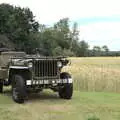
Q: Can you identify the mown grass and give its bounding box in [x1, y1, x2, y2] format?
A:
[1, 90, 120, 120]
[0, 57, 120, 120]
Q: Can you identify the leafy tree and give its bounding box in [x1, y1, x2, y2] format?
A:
[52, 46, 63, 56]
[93, 46, 101, 52]
[92, 46, 101, 56]
[63, 49, 75, 56]
[78, 40, 89, 57]
[102, 45, 109, 52]
[70, 22, 79, 50]
[0, 4, 39, 52]
[52, 18, 80, 56]
[0, 34, 14, 49]
[39, 18, 80, 56]
[0, 3, 113, 57]
[91, 45, 110, 56]
[53, 18, 71, 49]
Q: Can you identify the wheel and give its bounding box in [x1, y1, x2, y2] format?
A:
[12, 75, 26, 103]
[59, 72, 73, 99]
[0, 81, 3, 93]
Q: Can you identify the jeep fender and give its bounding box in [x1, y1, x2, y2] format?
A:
[8, 67, 32, 85]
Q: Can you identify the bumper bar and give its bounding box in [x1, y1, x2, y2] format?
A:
[26, 78, 72, 85]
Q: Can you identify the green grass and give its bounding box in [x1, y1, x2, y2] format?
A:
[1, 90, 120, 120]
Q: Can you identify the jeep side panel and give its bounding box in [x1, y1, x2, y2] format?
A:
[0, 69, 8, 79]
[0, 52, 26, 79]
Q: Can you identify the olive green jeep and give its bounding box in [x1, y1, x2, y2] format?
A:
[0, 49, 73, 103]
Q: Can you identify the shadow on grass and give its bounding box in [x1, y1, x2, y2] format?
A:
[27, 91, 66, 103]
[28, 92, 59, 100]
[2, 88, 64, 103]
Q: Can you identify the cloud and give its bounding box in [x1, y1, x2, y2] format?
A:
[1, 0, 120, 24]
[80, 22, 120, 50]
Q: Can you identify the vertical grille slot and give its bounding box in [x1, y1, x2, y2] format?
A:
[33, 60, 58, 78]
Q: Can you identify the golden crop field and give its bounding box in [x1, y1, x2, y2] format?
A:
[64, 57, 120, 92]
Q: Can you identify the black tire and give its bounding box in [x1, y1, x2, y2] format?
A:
[12, 75, 26, 104]
[0, 81, 3, 93]
[59, 72, 73, 99]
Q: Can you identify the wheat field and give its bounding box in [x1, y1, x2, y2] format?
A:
[64, 57, 120, 92]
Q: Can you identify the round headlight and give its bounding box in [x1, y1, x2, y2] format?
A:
[28, 62, 33, 68]
[13, 59, 25, 66]
[57, 61, 62, 67]
[14, 61, 25, 66]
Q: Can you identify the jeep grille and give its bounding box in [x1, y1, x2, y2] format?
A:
[33, 60, 59, 78]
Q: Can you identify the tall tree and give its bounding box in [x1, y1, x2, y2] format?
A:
[0, 4, 39, 52]
[92, 46, 102, 56]
[102, 45, 109, 52]
[78, 40, 89, 57]
[53, 18, 71, 49]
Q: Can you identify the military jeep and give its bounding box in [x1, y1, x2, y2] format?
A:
[0, 50, 73, 103]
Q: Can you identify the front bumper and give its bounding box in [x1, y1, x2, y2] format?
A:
[26, 78, 72, 86]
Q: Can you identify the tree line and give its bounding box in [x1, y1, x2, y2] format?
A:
[0, 3, 119, 57]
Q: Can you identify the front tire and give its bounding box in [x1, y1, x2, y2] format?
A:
[12, 75, 26, 104]
[0, 81, 3, 93]
[59, 72, 73, 99]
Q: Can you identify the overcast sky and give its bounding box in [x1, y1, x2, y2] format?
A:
[0, 0, 120, 51]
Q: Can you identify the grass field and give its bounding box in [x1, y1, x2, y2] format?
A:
[1, 90, 120, 120]
[1, 57, 120, 120]
[67, 57, 120, 92]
